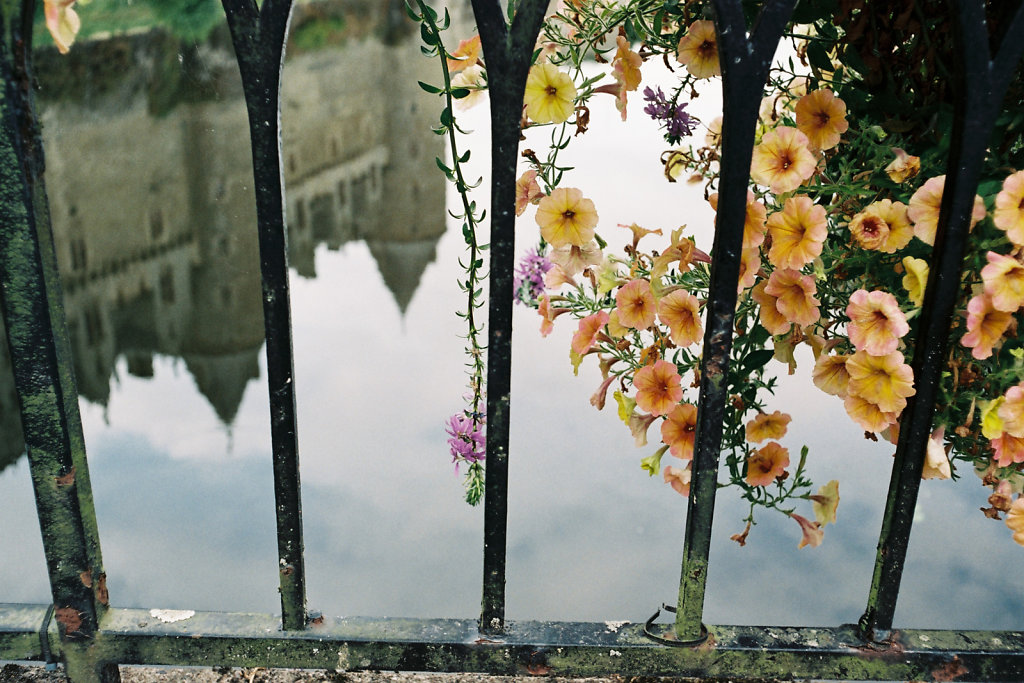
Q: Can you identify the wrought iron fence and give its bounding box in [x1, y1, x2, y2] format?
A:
[1, 0, 1023, 681]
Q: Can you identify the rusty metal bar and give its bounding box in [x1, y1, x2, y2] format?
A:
[859, 0, 1024, 639]
[470, 0, 547, 635]
[220, 0, 307, 632]
[675, 0, 797, 642]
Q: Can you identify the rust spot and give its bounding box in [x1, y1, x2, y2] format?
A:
[474, 638, 502, 644]
[55, 467, 75, 488]
[309, 612, 325, 627]
[932, 656, 968, 682]
[80, 571, 92, 588]
[55, 607, 82, 634]
[96, 573, 109, 605]
[697, 633, 717, 651]
[280, 564, 295, 576]
[525, 650, 550, 675]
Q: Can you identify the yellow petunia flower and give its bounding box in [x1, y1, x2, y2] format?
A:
[794, 89, 849, 151]
[845, 350, 916, 415]
[981, 251, 1024, 312]
[767, 195, 828, 270]
[901, 257, 929, 308]
[535, 187, 598, 247]
[745, 410, 792, 443]
[751, 127, 818, 194]
[676, 20, 720, 79]
[994, 170, 1024, 246]
[657, 289, 703, 347]
[523, 63, 577, 124]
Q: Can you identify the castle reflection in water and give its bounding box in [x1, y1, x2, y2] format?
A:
[0, 2, 465, 471]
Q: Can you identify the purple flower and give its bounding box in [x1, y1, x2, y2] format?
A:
[513, 248, 552, 307]
[445, 411, 485, 469]
[643, 86, 698, 144]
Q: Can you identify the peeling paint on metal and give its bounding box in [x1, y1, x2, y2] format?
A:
[148, 609, 195, 623]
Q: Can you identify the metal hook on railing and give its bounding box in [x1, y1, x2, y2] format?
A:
[39, 603, 57, 671]
[643, 603, 709, 647]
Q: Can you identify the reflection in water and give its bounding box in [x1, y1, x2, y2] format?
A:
[0, 2, 447, 472]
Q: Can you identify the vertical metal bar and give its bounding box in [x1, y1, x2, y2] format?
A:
[859, 0, 1024, 639]
[221, 0, 306, 631]
[470, 0, 547, 635]
[674, 0, 796, 641]
[0, 0, 115, 664]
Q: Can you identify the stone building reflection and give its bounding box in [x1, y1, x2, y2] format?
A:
[0, 3, 458, 471]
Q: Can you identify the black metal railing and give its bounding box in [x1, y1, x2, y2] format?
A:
[1, 0, 1023, 681]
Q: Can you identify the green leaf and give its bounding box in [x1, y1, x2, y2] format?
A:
[458, 150, 471, 163]
[450, 87, 472, 99]
[419, 21, 434, 46]
[742, 349, 775, 374]
[418, 80, 443, 94]
[436, 157, 454, 178]
[440, 106, 453, 127]
[806, 41, 833, 73]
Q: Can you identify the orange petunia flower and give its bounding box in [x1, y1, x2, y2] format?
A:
[849, 199, 913, 253]
[794, 89, 848, 151]
[745, 442, 789, 487]
[45, 0, 81, 54]
[981, 251, 1024, 313]
[994, 170, 1024, 246]
[571, 310, 609, 356]
[751, 127, 817, 194]
[812, 353, 850, 397]
[535, 188, 598, 247]
[992, 432, 1024, 468]
[446, 35, 482, 74]
[791, 512, 824, 549]
[616, 278, 657, 330]
[661, 402, 698, 459]
[663, 462, 693, 497]
[810, 480, 840, 526]
[737, 247, 761, 292]
[515, 170, 544, 216]
[843, 393, 899, 433]
[523, 63, 577, 124]
[767, 195, 828, 270]
[885, 147, 921, 184]
[845, 289, 910, 356]
[612, 35, 643, 92]
[633, 359, 684, 417]
[845, 350, 916, 414]
[657, 289, 703, 347]
[961, 293, 1012, 361]
[908, 175, 986, 246]
[676, 20, 720, 79]
[550, 241, 602, 277]
[763, 268, 820, 327]
[537, 293, 567, 337]
[751, 280, 792, 336]
[745, 410, 792, 443]
[651, 227, 699, 278]
[1005, 496, 1024, 546]
[998, 384, 1024, 438]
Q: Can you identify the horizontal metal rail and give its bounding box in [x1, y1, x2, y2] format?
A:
[3, 604, 1024, 681]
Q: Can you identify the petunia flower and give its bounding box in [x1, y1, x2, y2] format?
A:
[908, 175, 986, 246]
[845, 289, 910, 356]
[633, 359, 684, 417]
[523, 63, 577, 124]
[921, 426, 951, 480]
[794, 89, 848, 151]
[676, 20, 720, 79]
[446, 35, 482, 74]
[809, 480, 840, 526]
[611, 36, 642, 120]
[515, 170, 544, 216]
[535, 187, 598, 247]
[621, 222, 663, 249]
[812, 353, 850, 397]
[543, 264, 577, 290]
[981, 251, 1024, 312]
[550, 241, 602, 277]
[657, 289, 703, 347]
[981, 397, 1007, 439]
[843, 393, 899, 432]
[849, 200, 913, 253]
[992, 432, 1024, 468]
[661, 403, 698, 460]
[629, 411, 659, 447]
[994, 170, 1024, 246]
[537, 293, 568, 337]
[745, 442, 789, 487]
[651, 227, 701, 278]
[616, 278, 657, 330]
[998, 384, 1024, 437]
[764, 268, 820, 327]
[45, 0, 81, 54]
[845, 350, 916, 414]
[1005, 496, 1024, 546]
[745, 410, 792, 443]
[451, 65, 486, 110]
[589, 374, 617, 411]
[790, 513, 824, 549]
[737, 247, 761, 292]
[885, 147, 921, 184]
[663, 462, 693, 497]
[901, 256, 929, 308]
[751, 280, 792, 336]
[960, 293, 1012, 360]
[571, 310, 610, 356]
[751, 126, 818, 194]
[767, 195, 828, 269]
